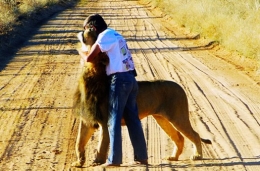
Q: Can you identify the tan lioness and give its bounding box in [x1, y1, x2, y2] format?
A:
[72, 30, 212, 167]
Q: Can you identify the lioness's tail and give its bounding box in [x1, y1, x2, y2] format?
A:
[201, 138, 212, 144]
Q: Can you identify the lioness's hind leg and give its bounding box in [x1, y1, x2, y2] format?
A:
[152, 115, 184, 161]
[72, 119, 95, 167]
[169, 118, 203, 160]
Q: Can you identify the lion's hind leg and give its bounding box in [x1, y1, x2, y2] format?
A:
[169, 117, 203, 160]
[152, 115, 184, 161]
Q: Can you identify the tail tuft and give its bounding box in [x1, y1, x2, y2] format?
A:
[201, 138, 212, 144]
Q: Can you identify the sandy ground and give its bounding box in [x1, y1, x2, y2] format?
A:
[0, 0, 260, 170]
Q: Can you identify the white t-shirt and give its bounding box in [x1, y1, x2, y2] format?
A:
[95, 28, 135, 75]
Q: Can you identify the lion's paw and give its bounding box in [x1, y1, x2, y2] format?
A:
[89, 158, 105, 166]
[71, 161, 84, 168]
[164, 156, 178, 161]
[89, 161, 103, 167]
[190, 154, 202, 160]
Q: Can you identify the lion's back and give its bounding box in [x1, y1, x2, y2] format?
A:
[137, 80, 189, 119]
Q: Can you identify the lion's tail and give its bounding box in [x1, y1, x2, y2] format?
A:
[72, 74, 87, 112]
[201, 138, 212, 144]
[72, 86, 83, 120]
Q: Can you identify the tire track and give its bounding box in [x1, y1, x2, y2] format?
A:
[122, 2, 260, 169]
[160, 50, 260, 170]
[0, 5, 82, 170]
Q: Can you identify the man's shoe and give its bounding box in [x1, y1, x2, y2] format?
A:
[135, 159, 148, 165]
[101, 163, 120, 167]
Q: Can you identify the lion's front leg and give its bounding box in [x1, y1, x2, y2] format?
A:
[93, 122, 110, 165]
[71, 119, 95, 167]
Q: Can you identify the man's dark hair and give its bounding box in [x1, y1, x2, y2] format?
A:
[83, 14, 108, 34]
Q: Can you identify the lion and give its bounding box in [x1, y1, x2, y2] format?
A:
[71, 29, 212, 167]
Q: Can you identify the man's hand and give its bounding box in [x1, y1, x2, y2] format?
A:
[77, 48, 89, 66]
[77, 31, 89, 52]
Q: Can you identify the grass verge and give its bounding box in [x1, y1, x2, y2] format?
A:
[139, 0, 260, 61]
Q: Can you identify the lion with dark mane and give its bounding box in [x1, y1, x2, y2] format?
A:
[72, 30, 212, 167]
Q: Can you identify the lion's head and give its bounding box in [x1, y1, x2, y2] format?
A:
[78, 29, 109, 69]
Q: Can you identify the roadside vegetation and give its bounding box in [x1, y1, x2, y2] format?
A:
[0, 0, 259, 67]
[0, 0, 76, 35]
[140, 0, 260, 62]
[0, 0, 76, 59]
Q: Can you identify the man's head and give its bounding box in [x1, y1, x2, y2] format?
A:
[83, 14, 107, 34]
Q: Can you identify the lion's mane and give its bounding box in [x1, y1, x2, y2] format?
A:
[73, 30, 109, 125]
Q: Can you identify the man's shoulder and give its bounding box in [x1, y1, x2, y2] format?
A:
[105, 28, 122, 37]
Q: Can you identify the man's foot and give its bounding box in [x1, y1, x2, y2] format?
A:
[134, 159, 148, 165]
[101, 163, 120, 167]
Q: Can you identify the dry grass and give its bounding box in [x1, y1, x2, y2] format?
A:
[0, 0, 66, 35]
[1, 0, 259, 62]
[0, 1, 19, 33]
[140, 0, 260, 60]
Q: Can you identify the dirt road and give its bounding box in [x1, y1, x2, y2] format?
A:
[1, 0, 260, 170]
